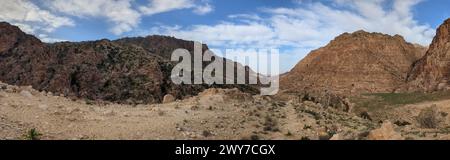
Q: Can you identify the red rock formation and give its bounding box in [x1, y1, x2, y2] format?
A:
[281, 30, 426, 95]
[407, 18, 450, 91]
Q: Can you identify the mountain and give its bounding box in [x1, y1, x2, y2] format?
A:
[407, 18, 450, 91]
[0, 22, 257, 104]
[281, 30, 427, 95]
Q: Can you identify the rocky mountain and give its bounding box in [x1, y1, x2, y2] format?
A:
[281, 30, 427, 95]
[0, 22, 257, 104]
[407, 18, 450, 91]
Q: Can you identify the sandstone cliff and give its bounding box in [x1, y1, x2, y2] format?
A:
[281, 30, 426, 95]
[407, 18, 450, 91]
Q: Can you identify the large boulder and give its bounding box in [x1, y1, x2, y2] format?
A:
[367, 121, 403, 140]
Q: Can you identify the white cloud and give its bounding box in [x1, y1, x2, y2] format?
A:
[140, 0, 194, 15]
[148, 22, 277, 48]
[147, 0, 435, 73]
[140, 0, 213, 16]
[46, 0, 141, 35]
[38, 34, 68, 43]
[193, 3, 214, 15]
[44, 0, 213, 35]
[0, 0, 74, 38]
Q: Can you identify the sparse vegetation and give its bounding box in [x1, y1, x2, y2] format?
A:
[286, 131, 293, 136]
[250, 134, 260, 140]
[416, 105, 441, 128]
[303, 125, 312, 130]
[24, 128, 42, 140]
[352, 91, 450, 111]
[300, 136, 310, 140]
[359, 110, 372, 121]
[85, 99, 95, 105]
[202, 130, 212, 137]
[263, 115, 279, 132]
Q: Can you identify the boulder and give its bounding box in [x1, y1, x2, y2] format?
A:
[368, 121, 403, 140]
[20, 90, 33, 99]
[162, 94, 175, 103]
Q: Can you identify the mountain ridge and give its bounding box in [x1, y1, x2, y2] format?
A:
[0, 22, 258, 104]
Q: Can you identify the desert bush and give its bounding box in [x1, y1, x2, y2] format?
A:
[24, 128, 42, 140]
[263, 115, 279, 132]
[359, 110, 372, 121]
[416, 105, 441, 128]
[157, 110, 166, 116]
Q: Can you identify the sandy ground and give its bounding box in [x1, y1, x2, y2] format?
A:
[0, 83, 374, 140]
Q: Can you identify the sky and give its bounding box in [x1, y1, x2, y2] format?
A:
[1, 0, 449, 73]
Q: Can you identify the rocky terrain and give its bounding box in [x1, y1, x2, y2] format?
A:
[281, 30, 427, 95]
[2, 81, 450, 140]
[407, 19, 450, 91]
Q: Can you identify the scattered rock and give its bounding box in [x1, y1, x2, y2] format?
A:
[329, 134, 342, 140]
[103, 110, 116, 116]
[38, 104, 49, 110]
[20, 90, 33, 99]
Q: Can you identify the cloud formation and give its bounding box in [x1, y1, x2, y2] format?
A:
[0, 0, 213, 38]
[47, 0, 141, 35]
[0, 0, 74, 41]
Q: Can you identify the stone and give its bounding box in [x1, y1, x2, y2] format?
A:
[329, 134, 342, 140]
[103, 110, 116, 116]
[38, 104, 49, 110]
[367, 121, 403, 140]
[162, 94, 175, 103]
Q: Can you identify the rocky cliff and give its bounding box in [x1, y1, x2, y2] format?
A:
[407, 18, 450, 91]
[281, 30, 426, 95]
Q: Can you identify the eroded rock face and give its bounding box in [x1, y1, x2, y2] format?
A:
[407, 19, 450, 91]
[281, 30, 426, 95]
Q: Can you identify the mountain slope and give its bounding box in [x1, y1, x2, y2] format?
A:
[281, 30, 426, 95]
[0, 22, 256, 104]
[407, 18, 450, 91]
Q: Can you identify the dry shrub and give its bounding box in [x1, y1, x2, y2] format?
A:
[416, 105, 441, 128]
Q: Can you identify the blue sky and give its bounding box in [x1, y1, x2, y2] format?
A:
[1, 0, 450, 73]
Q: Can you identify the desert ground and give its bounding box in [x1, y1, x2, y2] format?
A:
[1, 81, 449, 140]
